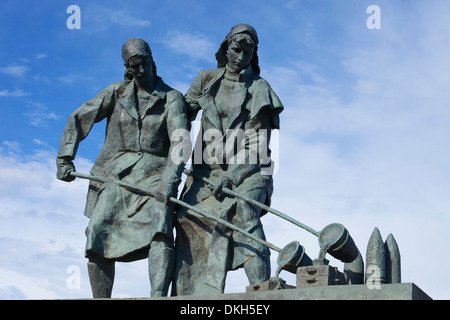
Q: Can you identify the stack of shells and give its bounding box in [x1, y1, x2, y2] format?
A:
[343, 227, 401, 285]
[365, 227, 401, 284]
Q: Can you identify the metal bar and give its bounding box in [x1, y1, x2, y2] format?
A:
[183, 169, 320, 237]
[169, 197, 282, 252]
[69, 171, 282, 252]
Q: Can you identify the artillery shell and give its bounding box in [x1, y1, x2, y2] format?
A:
[365, 227, 386, 284]
[385, 233, 401, 283]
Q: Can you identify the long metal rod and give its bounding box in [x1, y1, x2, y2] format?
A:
[69, 171, 282, 252]
[183, 169, 320, 237]
[169, 197, 281, 252]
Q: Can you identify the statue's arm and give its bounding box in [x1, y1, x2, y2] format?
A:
[56, 84, 116, 181]
[185, 71, 204, 121]
[154, 92, 191, 202]
[223, 111, 273, 187]
[222, 83, 283, 187]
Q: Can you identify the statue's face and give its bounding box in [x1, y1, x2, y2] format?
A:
[127, 55, 153, 82]
[226, 39, 254, 72]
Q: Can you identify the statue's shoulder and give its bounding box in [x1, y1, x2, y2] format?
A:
[157, 77, 184, 101]
[196, 68, 225, 87]
[248, 74, 272, 91]
[97, 81, 129, 97]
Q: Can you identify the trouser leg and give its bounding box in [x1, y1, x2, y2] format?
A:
[236, 199, 271, 285]
[87, 254, 115, 298]
[202, 202, 236, 295]
[148, 234, 175, 297]
[244, 251, 271, 285]
[203, 224, 231, 295]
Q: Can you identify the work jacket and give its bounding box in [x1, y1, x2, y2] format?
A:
[57, 77, 189, 261]
[174, 66, 283, 294]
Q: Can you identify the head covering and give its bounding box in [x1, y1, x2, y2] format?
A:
[122, 38, 151, 64]
[121, 38, 157, 80]
[215, 24, 260, 74]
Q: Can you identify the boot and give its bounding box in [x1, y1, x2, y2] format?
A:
[148, 235, 175, 297]
[87, 255, 115, 298]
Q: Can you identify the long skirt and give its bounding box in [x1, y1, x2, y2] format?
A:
[84, 153, 174, 262]
[173, 166, 273, 295]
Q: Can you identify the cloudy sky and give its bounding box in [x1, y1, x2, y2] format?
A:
[0, 0, 449, 299]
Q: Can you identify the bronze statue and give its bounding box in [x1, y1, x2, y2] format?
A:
[56, 38, 190, 298]
[173, 24, 284, 295]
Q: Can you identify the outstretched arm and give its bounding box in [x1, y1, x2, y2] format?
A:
[154, 92, 191, 202]
[56, 84, 116, 181]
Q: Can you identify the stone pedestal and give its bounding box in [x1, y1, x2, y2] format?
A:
[246, 277, 296, 292]
[144, 283, 432, 300]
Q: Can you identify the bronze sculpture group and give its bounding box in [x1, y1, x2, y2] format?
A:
[56, 24, 401, 298]
[57, 24, 283, 298]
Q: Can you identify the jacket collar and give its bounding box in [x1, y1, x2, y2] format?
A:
[199, 66, 255, 132]
[203, 65, 254, 93]
[117, 77, 166, 120]
[223, 64, 255, 87]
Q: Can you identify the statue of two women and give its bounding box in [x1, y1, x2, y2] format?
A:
[173, 24, 284, 295]
[57, 24, 283, 298]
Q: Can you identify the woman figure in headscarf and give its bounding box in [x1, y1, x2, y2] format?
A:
[56, 38, 190, 297]
[173, 24, 284, 295]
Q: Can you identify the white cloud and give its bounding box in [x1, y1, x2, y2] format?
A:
[0, 65, 29, 78]
[256, 1, 450, 299]
[32, 138, 50, 147]
[34, 53, 48, 60]
[1, 141, 22, 156]
[163, 31, 216, 62]
[35, 53, 48, 60]
[23, 102, 60, 127]
[109, 10, 151, 27]
[0, 146, 158, 299]
[0, 148, 94, 299]
[0, 88, 29, 97]
[57, 73, 85, 86]
[0, 268, 59, 300]
[84, 5, 151, 31]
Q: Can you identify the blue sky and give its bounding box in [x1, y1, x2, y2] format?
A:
[1, 0, 449, 299]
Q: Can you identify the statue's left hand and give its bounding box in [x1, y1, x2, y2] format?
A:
[56, 157, 76, 182]
[154, 190, 170, 204]
[154, 181, 172, 204]
[213, 176, 232, 201]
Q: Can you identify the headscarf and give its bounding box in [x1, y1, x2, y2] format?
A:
[122, 38, 157, 80]
[215, 24, 260, 75]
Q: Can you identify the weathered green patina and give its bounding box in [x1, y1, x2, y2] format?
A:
[56, 38, 190, 298]
[173, 24, 284, 296]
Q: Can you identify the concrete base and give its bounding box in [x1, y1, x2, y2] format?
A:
[146, 283, 431, 300]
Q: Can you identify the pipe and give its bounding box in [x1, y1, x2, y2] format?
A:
[69, 171, 283, 252]
[183, 169, 320, 237]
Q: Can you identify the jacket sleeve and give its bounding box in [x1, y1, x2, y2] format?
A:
[156, 91, 191, 198]
[185, 70, 205, 121]
[222, 78, 283, 186]
[57, 83, 117, 161]
[223, 107, 275, 186]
